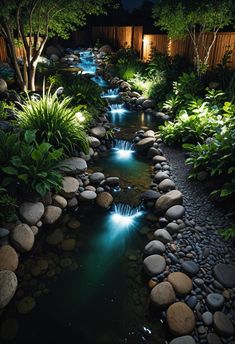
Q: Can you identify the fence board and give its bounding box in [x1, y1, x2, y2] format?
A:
[116, 26, 132, 49]
[133, 26, 143, 56]
[143, 34, 168, 61]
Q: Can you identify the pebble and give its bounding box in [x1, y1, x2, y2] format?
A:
[181, 261, 200, 276]
[206, 293, 224, 311]
[213, 311, 235, 337]
[202, 311, 213, 326]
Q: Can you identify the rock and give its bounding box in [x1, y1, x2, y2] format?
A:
[141, 190, 160, 201]
[143, 254, 166, 276]
[19, 202, 44, 225]
[154, 228, 173, 244]
[85, 185, 96, 192]
[17, 296, 36, 314]
[0, 228, 9, 239]
[0, 270, 17, 309]
[166, 222, 179, 235]
[61, 239, 76, 251]
[165, 205, 185, 221]
[60, 176, 79, 198]
[214, 264, 235, 288]
[90, 172, 105, 184]
[142, 100, 154, 108]
[52, 195, 67, 209]
[50, 54, 59, 61]
[136, 96, 146, 105]
[68, 219, 80, 230]
[166, 302, 196, 336]
[153, 155, 167, 163]
[135, 138, 155, 152]
[0, 245, 18, 272]
[60, 157, 87, 175]
[150, 281, 176, 308]
[206, 293, 224, 311]
[155, 190, 183, 213]
[88, 136, 101, 148]
[213, 311, 234, 337]
[0, 78, 7, 93]
[90, 126, 106, 138]
[99, 45, 112, 54]
[67, 197, 78, 208]
[144, 240, 166, 255]
[207, 333, 223, 344]
[181, 261, 199, 276]
[11, 224, 34, 252]
[42, 206, 62, 224]
[202, 311, 213, 326]
[169, 336, 196, 344]
[158, 179, 175, 192]
[105, 177, 119, 187]
[46, 45, 63, 58]
[79, 190, 97, 201]
[96, 192, 113, 209]
[120, 81, 131, 90]
[153, 171, 170, 183]
[147, 147, 161, 158]
[46, 229, 64, 245]
[186, 296, 197, 309]
[143, 129, 155, 138]
[168, 272, 192, 295]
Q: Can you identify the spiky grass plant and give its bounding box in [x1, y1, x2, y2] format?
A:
[17, 85, 89, 154]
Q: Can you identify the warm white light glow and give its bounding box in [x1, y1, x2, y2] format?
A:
[75, 111, 86, 122]
[116, 149, 134, 159]
[111, 213, 132, 226]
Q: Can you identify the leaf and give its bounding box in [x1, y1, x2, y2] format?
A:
[35, 183, 47, 197]
[220, 189, 232, 197]
[18, 174, 29, 183]
[38, 142, 52, 154]
[31, 149, 42, 161]
[10, 156, 23, 167]
[1, 166, 18, 175]
[24, 130, 36, 144]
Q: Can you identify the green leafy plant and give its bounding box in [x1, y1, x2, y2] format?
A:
[217, 225, 235, 240]
[115, 59, 145, 81]
[0, 130, 64, 198]
[0, 187, 17, 223]
[16, 86, 89, 154]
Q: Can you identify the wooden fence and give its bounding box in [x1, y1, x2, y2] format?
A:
[1, 28, 235, 69]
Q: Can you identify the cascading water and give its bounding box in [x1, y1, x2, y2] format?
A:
[77, 50, 97, 74]
[110, 203, 144, 228]
[108, 103, 128, 114]
[91, 75, 108, 87]
[113, 139, 135, 159]
[101, 88, 119, 98]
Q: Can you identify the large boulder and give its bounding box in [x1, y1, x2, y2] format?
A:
[42, 206, 62, 224]
[96, 192, 113, 209]
[19, 202, 44, 225]
[60, 157, 87, 175]
[150, 281, 176, 308]
[0, 78, 7, 93]
[0, 245, 18, 272]
[143, 254, 166, 276]
[166, 302, 196, 336]
[135, 138, 155, 152]
[0, 270, 18, 309]
[11, 224, 34, 252]
[60, 177, 79, 199]
[155, 190, 183, 213]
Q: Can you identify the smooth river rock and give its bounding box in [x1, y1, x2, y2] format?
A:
[166, 302, 196, 336]
[90, 172, 105, 184]
[214, 264, 235, 288]
[154, 228, 173, 244]
[60, 177, 79, 198]
[206, 293, 224, 311]
[153, 171, 169, 183]
[150, 281, 176, 308]
[168, 272, 192, 295]
[213, 311, 234, 337]
[143, 254, 166, 276]
[169, 336, 196, 344]
[60, 157, 87, 175]
[11, 224, 34, 252]
[181, 261, 199, 276]
[96, 192, 113, 209]
[19, 202, 44, 225]
[155, 190, 183, 213]
[0, 245, 18, 272]
[144, 240, 166, 255]
[0, 270, 18, 309]
[42, 206, 62, 224]
[135, 137, 155, 152]
[165, 205, 185, 221]
[79, 190, 97, 201]
[90, 126, 106, 138]
[158, 179, 175, 192]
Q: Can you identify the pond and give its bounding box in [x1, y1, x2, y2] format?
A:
[1, 50, 165, 344]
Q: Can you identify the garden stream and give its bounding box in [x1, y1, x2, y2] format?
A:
[1, 51, 166, 343]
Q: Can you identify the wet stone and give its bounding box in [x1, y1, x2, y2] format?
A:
[207, 333, 223, 344]
[213, 311, 234, 337]
[186, 296, 197, 309]
[181, 261, 200, 276]
[202, 311, 213, 326]
[214, 264, 235, 288]
[206, 293, 224, 311]
[169, 336, 196, 344]
[143, 254, 166, 276]
[144, 240, 166, 255]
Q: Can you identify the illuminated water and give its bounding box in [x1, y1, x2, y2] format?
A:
[101, 88, 119, 99]
[92, 75, 108, 87]
[108, 103, 128, 115]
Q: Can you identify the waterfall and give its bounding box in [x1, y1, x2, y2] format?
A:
[101, 88, 119, 98]
[91, 76, 108, 87]
[77, 50, 96, 74]
[111, 203, 143, 227]
[108, 103, 128, 114]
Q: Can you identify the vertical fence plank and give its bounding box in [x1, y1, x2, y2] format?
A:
[133, 26, 143, 56]
[143, 34, 168, 61]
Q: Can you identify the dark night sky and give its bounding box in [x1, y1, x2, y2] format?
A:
[122, 0, 144, 11]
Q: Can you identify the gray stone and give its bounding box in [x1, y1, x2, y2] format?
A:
[150, 281, 176, 308]
[207, 333, 223, 344]
[79, 190, 97, 201]
[202, 311, 213, 326]
[206, 293, 224, 311]
[158, 179, 175, 192]
[181, 261, 199, 276]
[0, 228, 10, 238]
[169, 336, 196, 344]
[90, 126, 106, 138]
[0, 270, 17, 309]
[155, 190, 183, 213]
[42, 206, 62, 225]
[153, 155, 167, 163]
[88, 136, 101, 148]
[154, 228, 173, 244]
[165, 205, 185, 221]
[60, 177, 79, 199]
[90, 172, 105, 184]
[143, 254, 166, 276]
[142, 100, 154, 108]
[141, 190, 160, 201]
[19, 202, 44, 225]
[144, 240, 166, 255]
[0, 78, 7, 93]
[214, 264, 235, 288]
[135, 137, 155, 152]
[166, 222, 179, 235]
[105, 177, 119, 187]
[143, 129, 155, 138]
[60, 157, 87, 175]
[0, 245, 18, 272]
[52, 195, 67, 209]
[153, 171, 169, 183]
[11, 224, 34, 252]
[213, 311, 234, 337]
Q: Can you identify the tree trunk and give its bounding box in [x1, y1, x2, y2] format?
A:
[28, 63, 37, 91]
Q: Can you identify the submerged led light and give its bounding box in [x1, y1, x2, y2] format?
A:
[116, 149, 134, 159]
[110, 203, 144, 230]
[108, 104, 128, 115]
[112, 213, 133, 226]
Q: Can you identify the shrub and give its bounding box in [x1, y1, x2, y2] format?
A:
[108, 47, 139, 64]
[115, 59, 145, 81]
[0, 187, 17, 223]
[16, 87, 89, 154]
[0, 130, 64, 198]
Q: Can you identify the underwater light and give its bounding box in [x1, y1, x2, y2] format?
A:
[108, 104, 128, 115]
[112, 213, 132, 226]
[116, 149, 134, 159]
[110, 203, 144, 229]
[101, 88, 119, 98]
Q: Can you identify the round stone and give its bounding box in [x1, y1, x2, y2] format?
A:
[153, 171, 169, 183]
[165, 205, 185, 221]
[166, 302, 196, 336]
[105, 177, 119, 187]
[141, 190, 160, 201]
[144, 240, 166, 255]
[46, 229, 64, 245]
[150, 281, 176, 308]
[19, 202, 44, 225]
[168, 272, 192, 295]
[90, 126, 106, 138]
[90, 172, 105, 184]
[67, 219, 80, 230]
[154, 228, 173, 244]
[207, 333, 223, 344]
[88, 136, 101, 148]
[202, 311, 213, 326]
[169, 336, 196, 344]
[42, 206, 62, 224]
[60, 176, 79, 199]
[0, 270, 18, 309]
[0, 245, 18, 272]
[181, 261, 199, 276]
[60, 157, 87, 175]
[96, 192, 113, 209]
[213, 311, 234, 337]
[155, 190, 183, 213]
[11, 224, 34, 252]
[135, 137, 155, 152]
[0, 228, 9, 238]
[61, 239, 76, 251]
[158, 179, 175, 192]
[206, 293, 224, 311]
[152, 155, 167, 163]
[214, 264, 235, 288]
[166, 222, 179, 235]
[17, 296, 36, 314]
[143, 254, 166, 276]
[52, 195, 67, 209]
[79, 190, 97, 201]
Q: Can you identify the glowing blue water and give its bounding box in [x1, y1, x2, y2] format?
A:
[110, 203, 143, 229]
[91, 76, 108, 87]
[101, 88, 119, 98]
[112, 139, 135, 159]
[108, 103, 128, 115]
[77, 50, 96, 74]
